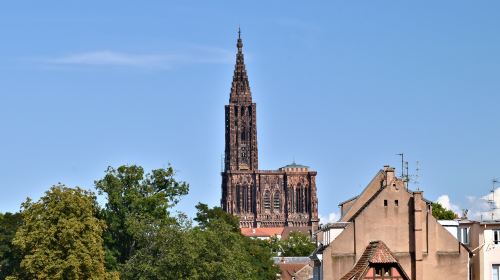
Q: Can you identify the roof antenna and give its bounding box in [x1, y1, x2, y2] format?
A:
[238, 26, 241, 39]
[414, 161, 420, 191]
[396, 153, 404, 178]
[488, 178, 498, 220]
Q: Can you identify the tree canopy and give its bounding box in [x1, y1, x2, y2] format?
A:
[0, 212, 22, 279]
[95, 165, 189, 268]
[270, 231, 316, 257]
[120, 203, 278, 280]
[10, 185, 116, 280]
[432, 202, 457, 220]
[4, 164, 280, 279]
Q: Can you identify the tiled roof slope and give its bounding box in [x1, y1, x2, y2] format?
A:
[240, 227, 284, 238]
[279, 263, 311, 280]
[340, 241, 409, 280]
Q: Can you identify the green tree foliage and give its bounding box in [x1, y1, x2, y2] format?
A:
[95, 165, 189, 268]
[432, 202, 457, 220]
[0, 212, 22, 278]
[276, 231, 316, 257]
[192, 203, 278, 280]
[10, 185, 116, 280]
[120, 203, 279, 280]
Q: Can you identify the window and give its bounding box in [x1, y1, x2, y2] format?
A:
[296, 185, 304, 213]
[493, 264, 500, 280]
[366, 266, 399, 279]
[458, 227, 470, 245]
[242, 186, 248, 212]
[273, 192, 280, 211]
[263, 191, 271, 210]
[395, 200, 399, 206]
[384, 200, 388, 207]
[236, 185, 241, 213]
[494, 230, 500, 245]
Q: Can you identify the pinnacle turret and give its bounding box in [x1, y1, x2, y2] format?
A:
[230, 29, 252, 103]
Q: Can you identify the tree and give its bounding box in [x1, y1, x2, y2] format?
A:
[95, 165, 189, 269]
[278, 231, 316, 257]
[192, 203, 278, 280]
[120, 203, 278, 280]
[432, 202, 457, 220]
[120, 217, 198, 280]
[10, 185, 116, 280]
[0, 212, 22, 279]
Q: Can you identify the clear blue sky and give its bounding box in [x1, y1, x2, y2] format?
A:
[1, 1, 499, 221]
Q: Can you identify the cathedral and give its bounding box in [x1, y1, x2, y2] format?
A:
[220, 31, 319, 232]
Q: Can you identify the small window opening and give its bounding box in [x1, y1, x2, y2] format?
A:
[384, 200, 388, 207]
[395, 200, 399, 206]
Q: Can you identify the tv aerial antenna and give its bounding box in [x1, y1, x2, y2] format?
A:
[487, 178, 499, 220]
[396, 153, 410, 189]
[414, 161, 420, 191]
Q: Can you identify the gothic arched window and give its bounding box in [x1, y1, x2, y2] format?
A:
[236, 185, 241, 213]
[263, 191, 271, 210]
[295, 185, 304, 213]
[241, 129, 248, 141]
[242, 185, 248, 212]
[273, 191, 280, 211]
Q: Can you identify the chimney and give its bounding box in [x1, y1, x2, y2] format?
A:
[384, 165, 396, 184]
[413, 191, 424, 280]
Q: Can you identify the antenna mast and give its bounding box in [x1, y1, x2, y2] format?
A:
[414, 161, 420, 191]
[488, 178, 499, 220]
[396, 153, 409, 188]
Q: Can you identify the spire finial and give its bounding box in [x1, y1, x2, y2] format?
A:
[236, 27, 243, 52]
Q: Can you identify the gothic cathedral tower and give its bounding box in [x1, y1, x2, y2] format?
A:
[224, 30, 258, 172]
[221, 31, 319, 232]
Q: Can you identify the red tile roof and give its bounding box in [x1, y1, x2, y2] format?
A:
[240, 227, 284, 238]
[278, 263, 311, 280]
[340, 241, 409, 280]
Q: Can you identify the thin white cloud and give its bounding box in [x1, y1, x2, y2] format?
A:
[436, 195, 461, 215]
[436, 188, 500, 221]
[465, 188, 500, 220]
[46, 51, 178, 67]
[41, 47, 233, 68]
[319, 212, 339, 224]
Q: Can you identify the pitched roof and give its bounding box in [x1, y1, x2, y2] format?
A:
[340, 170, 386, 222]
[240, 227, 284, 238]
[278, 263, 312, 280]
[340, 241, 409, 280]
[339, 167, 433, 223]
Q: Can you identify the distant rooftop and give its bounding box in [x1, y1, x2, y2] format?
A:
[279, 161, 310, 172]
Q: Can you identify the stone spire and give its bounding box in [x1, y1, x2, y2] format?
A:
[230, 28, 252, 103]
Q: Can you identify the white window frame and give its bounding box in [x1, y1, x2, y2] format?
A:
[493, 229, 500, 245]
[492, 264, 500, 280]
[458, 227, 470, 245]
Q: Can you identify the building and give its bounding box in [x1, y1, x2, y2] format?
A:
[449, 219, 500, 280]
[312, 166, 470, 280]
[340, 241, 410, 280]
[274, 257, 314, 280]
[220, 31, 319, 232]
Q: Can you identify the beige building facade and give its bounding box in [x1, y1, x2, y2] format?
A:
[453, 220, 500, 280]
[312, 166, 470, 280]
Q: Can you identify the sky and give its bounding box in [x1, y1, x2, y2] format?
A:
[1, 1, 500, 222]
